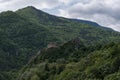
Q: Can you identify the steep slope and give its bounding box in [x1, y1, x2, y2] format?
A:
[18, 38, 89, 80]
[0, 11, 57, 71]
[18, 39, 120, 80]
[16, 6, 120, 44]
[0, 6, 120, 80]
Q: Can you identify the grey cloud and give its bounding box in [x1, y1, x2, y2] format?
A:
[58, 0, 120, 31]
[0, 0, 11, 2]
[68, 0, 120, 19]
[0, 0, 60, 11]
[0, 0, 119, 31]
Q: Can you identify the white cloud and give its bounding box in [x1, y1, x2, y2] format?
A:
[0, 0, 119, 31]
[0, 0, 60, 11]
[58, 0, 70, 4]
[58, 0, 120, 31]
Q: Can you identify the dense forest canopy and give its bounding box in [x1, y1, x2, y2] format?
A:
[18, 39, 120, 80]
[0, 6, 119, 80]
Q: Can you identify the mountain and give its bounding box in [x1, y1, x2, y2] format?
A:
[0, 10, 58, 71]
[16, 6, 120, 44]
[18, 39, 120, 80]
[0, 6, 120, 80]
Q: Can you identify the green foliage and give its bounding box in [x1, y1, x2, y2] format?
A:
[0, 6, 120, 80]
[104, 72, 120, 80]
[18, 41, 120, 80]
[16, 6, 120, 44]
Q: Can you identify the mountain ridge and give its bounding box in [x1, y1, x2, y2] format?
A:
[16, 6, 116, 32]
[18, 38, 120, 80]
[16, 6, 119, 31]
[0, 6, 120, 80]
[16, 6, 120, 44]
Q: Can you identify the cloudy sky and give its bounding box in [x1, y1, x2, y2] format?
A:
[0, 0, 120, 32]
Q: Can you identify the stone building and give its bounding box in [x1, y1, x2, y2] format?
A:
[47, 42, 58, 48]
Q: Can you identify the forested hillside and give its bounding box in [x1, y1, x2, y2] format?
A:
[0, 11, 57, 71]
[16, 6, 120, 44]
[0, 6, 120, 80]
[18, 39, 120, 80]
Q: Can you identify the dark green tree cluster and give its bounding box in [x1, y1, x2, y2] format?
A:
[18, 40, 120, 80]
[0, 6, 120, 80]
